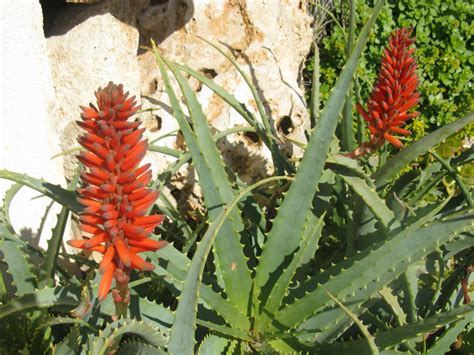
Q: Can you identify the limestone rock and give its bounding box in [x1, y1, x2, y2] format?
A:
[46, 0, 142, 179]
[1, 0, 313, 242]
[138, 0, 313, 182]
[0, 1, 64, 250]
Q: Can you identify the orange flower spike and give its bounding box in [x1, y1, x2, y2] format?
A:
[99, 246, 115, 274]
[114, 238, 131, 267]
[352, 28, 419, 157]
[98, 262, 115, 301]
[129, 252, 155, 272]
[71, 82, 167, 308]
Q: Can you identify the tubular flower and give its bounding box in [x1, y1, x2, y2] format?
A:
[350, 28, 420, 158]
[68, 82, 168, 302]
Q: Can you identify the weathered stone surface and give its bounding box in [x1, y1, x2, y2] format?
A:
[46, 0, 142, 179]
[1, 0, 312, 242]
[137, 0, 313, 182]
[0, 1, 64, 250]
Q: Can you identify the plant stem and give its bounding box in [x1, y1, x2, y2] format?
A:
[113, 268, 131, 319]
[341, 0, 356, 152]
[310, 43, 321, 129]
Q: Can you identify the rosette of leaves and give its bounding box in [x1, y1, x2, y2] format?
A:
[147, 0, 471, 352]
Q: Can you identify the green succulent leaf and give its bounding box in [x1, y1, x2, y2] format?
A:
[90, 318, 168, 355]
[317, 304, 474, 353]
[273, 210, 473, 332]
[253, 0, 385, 332]
[168, 176, 291, 355]
[0, 285, 81, 319]
[52, 325, 81, 355]
[373, 112, 474, 188]
[427, 316, 472, 355]
[0, 239, 36, 298]
[118, 341, 166, 355]
[145, 243, 250, 330]
[198, 334, 230, 355]
[153, 47, 253, 315]
[0, 170, 81, 213]
[258, 212, 325, 331]
[329, 157, 396, 229]
[197, 37, 291, 174]
[39, 167, 80, 288]
[176, 64, 257, 129]
[1, 182, 22, 235]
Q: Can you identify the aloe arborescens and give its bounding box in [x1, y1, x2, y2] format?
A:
[67, 82, 167, 309]
[350, 27, 420, 158]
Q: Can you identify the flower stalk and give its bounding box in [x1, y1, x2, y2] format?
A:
[68, 82, 168, 316]
[348, 27, 420, 158]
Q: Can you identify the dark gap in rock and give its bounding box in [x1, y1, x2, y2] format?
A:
[154, 115, 162, 131]
[175, 131, 186, 151]
[243, 131, 261, 145]
[150, 0, 169, 5]
[277, 116, 294, 136]
[149, 115, 162, 132]
[40, 0, 67, 37]
[201, 68, 218, 79]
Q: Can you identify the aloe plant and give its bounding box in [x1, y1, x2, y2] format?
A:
[0, 0, 473, 353]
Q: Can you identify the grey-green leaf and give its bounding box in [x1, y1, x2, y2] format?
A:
[373, 112, 474, 188]
[91, 319, 168, 355]
[0, 170, 80, 213]
[153, 49, 252, 315]
[253, 0, 385, 332]
[0, 285, 81, 319]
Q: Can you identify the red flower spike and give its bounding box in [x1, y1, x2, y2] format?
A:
[99, 246, 115, 274]
[70, 82, 168, 305]
[89, 245, 107, 254]
[128, 238, 168, 250]
[67, 239, 87, 249]
[98, 262, 115, 301]
[349, 28, 420, 159]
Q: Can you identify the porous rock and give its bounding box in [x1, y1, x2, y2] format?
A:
[138, 0, 313, 183]
[2, 0, 313, 244]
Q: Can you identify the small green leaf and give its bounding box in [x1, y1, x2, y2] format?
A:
[0, 286, 81, 319]
[198, 334, 229, 355]
[0, 170, 81, 213]
[373, 112, 474, 188]
[118, 341, 166, 355]
[91, 319, 168, 355]
[327, 291, 379, 355]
